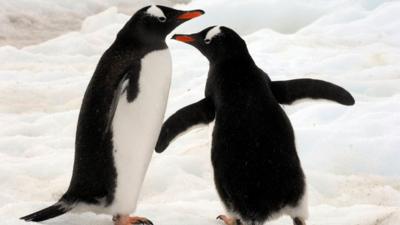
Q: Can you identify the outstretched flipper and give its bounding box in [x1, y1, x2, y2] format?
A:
[155, 97, 215, 153]
[271, 78, 355, 106]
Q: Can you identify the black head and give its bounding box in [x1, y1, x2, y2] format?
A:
[171, 26, 249, 62]
[118, 5, 204, 46]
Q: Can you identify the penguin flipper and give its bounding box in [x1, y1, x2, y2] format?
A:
[270, 79, 355, 106]
[155, 97, 215, 153]
[20, 202, 72, 222]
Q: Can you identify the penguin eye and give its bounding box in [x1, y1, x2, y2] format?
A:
[204, 39, 211, 44]
[158, 17, 166, 22]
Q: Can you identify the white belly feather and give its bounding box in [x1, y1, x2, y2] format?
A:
[110, 49, 172, 214]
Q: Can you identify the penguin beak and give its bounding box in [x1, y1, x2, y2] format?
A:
[171, 34, 195, 43]
[177, 10, 205, 20]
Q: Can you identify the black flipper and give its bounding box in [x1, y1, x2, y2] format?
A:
[20, 202, 72, 222]
[155, 97, 215, 153]
[105, 63, 140, 135]
[271, 78, 355, 106]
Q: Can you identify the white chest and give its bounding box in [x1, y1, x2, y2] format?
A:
[110, 49, 172, 214]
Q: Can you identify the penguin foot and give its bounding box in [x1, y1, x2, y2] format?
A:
[113, 215, 153, 225]
[128, 216, 153, 225]
[216, 215, 242, 225]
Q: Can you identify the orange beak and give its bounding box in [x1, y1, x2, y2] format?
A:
[172, 35, 195, 43]
[177, 10, 204, 20]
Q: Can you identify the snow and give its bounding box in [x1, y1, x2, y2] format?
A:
[1, 0, 400, 225]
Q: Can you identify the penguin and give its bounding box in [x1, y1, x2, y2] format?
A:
[20, 5, 204, 225]
[155, 26, 355, 225]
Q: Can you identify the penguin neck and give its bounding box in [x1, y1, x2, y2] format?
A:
[209, 45, 253, 65]
[114, 31, 167, 55]
[210, 52, 255, 69]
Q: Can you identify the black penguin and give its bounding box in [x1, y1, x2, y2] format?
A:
[20, 5, 204, 225]
[156, 26, 355, 225]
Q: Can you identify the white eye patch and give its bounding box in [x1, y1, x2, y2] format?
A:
[146, 5, 166, 20]
[204, 26, 222, 44]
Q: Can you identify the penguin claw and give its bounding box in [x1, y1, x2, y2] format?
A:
[113, 215, 153, 225]
[128, 217, 153, 225]
[139, 219, 153, 225]
[216, 215, 242, 225]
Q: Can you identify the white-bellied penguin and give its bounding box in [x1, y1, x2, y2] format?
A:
[156, 26, 355, 225]
[20, 5, 204, 225]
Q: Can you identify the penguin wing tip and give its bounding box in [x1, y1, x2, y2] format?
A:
[347, 99, 356, 106]
[343, 94, 356, 106]
[155, 147, 165, 154]
[155, 141, 169, 153]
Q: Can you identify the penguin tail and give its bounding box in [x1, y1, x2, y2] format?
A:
[20, 201, 73, 222]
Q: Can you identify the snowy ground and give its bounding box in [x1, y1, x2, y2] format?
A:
[1, 0, 400, 224]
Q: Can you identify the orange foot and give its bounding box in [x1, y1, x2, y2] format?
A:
[217, 215, 242, 225]
[113, 215, 153, 225]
